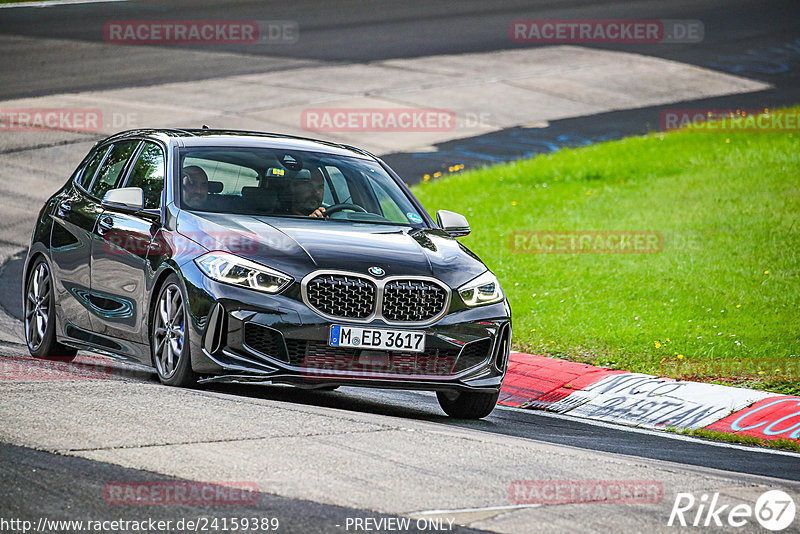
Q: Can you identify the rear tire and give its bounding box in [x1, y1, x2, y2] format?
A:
[436, 389, 499, 419]
[151, 274, 196, 387]
[24, 257, 77, 360]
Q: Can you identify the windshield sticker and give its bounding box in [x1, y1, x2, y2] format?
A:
[407, 212, 423, 223]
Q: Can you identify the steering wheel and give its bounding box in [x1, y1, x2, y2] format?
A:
[323, 203, 368, 216]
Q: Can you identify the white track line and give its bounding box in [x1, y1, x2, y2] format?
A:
[0, 0, 126, 9]
[408, 503, 542, 516]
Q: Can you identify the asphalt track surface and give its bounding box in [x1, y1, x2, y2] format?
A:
[0, 442, 486, 534]
[0, 0, 797, 97]
[0, 334, 799, 531]
[1, 1, 800, 532]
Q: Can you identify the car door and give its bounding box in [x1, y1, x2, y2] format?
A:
[64, 139, 140, 341]
[90, 140, 166, 346]
[50, 144, 111, 335]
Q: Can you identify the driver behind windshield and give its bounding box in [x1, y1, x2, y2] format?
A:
[291, 169, 326, 218]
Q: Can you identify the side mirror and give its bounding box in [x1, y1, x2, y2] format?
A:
[436, 210, 470, 238]
[102, 187, 144, 210]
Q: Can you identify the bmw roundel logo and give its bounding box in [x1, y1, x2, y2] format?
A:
[368, 266, 385, 276]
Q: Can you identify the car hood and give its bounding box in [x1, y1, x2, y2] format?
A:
[176, 211, 488, 287]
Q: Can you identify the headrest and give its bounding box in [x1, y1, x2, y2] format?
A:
[241, 186, 277, 210]
[241, 186, 268, 197]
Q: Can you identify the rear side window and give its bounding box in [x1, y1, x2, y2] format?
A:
[77, 146, 110, 190]
[90, 140, 139, 200]
[183, 157, 259, 194]
[126, 142, 165, 209]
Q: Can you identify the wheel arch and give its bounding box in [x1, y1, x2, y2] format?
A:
[146, 262, 198, 373]
[147, 262, 198, 384]
[23, 246, 51, 291]
[147, 266, 180, 338]
[23, 251, 45, 287]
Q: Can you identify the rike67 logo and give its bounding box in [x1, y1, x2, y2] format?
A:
[668, 490, 796, 531]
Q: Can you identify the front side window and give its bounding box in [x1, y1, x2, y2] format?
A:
[178, 147, 426, 227]
[89, 140, 139, 200]
[126, 142, 166, 209]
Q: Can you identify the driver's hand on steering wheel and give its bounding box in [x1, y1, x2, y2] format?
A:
[309, 206, 326, 218]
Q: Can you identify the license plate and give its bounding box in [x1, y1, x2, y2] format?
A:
[329, 325, 426, 353]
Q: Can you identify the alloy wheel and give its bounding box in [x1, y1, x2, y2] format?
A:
[153, 283, 186, 379]
[25, 262, 51, 351]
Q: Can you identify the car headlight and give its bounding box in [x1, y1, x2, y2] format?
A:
[195, 252, 292, 294]
[458, 271, 504, 307]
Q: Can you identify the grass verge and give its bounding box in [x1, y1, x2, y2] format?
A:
[666, 427, 800, 452]
[412, 108, 799, 395]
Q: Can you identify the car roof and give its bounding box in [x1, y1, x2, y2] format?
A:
[101, 128, 375, 160]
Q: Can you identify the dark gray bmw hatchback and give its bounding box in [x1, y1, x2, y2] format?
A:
[23, 129, 511, 419]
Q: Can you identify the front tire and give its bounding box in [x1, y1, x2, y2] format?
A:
[436, 389, 499, 419]
[24, 257, 77, 360]
[151, 275, 196, 387]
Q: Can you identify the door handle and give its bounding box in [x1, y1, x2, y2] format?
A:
[56, 202, 72, 217]
[97, 216, 114, 235]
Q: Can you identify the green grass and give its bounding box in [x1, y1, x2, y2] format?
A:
[666, 427, 800, 452]
[412, 108, 800, 395]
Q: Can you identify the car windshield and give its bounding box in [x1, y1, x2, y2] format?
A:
[178, 147, 427, 227]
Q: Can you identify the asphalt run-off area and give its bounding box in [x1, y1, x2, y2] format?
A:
[0, 1, 799, 533]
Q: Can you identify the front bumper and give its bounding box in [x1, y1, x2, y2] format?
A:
[182, 262, 511, 393]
